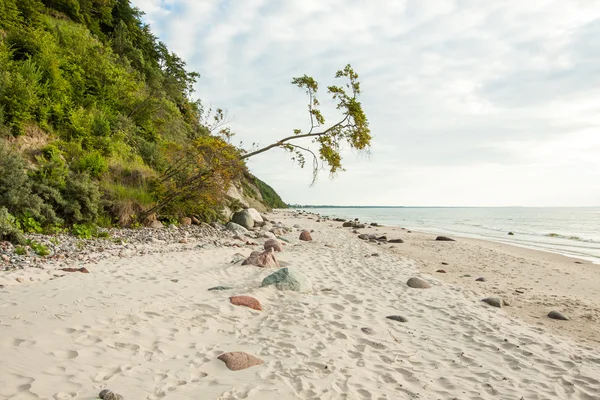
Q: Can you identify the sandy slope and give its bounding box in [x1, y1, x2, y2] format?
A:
[1, 211, 599, 399]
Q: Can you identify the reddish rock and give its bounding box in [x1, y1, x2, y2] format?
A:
[218, 352, 264, 371]
[60, 267, 90, 273]
[264, 239, 282, 252]
[436, 269, 447, 273]
[229, 296, 262, 311]
[242, 249, 279, 268]
[299, 230, 312, 241]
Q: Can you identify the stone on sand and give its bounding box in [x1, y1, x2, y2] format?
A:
[99, 390, 124, 400]
[386, 315, 408, 322]
[242, 249, 280, 268]
[261, 268, 313, 292]
[388, 239, 404, 243]
[246, 208, 263, 223]
[229, 296, 262, 311]
[481, 297, 509, 308]
[226, 222, 248, 234]
[436, 269, 447, 273]
[435, 236, 455, 241]
[218, 352, 264, 371]
[208, 286, 233, 291]
[548, 310, 569, 320]
[264, 238, 283, 252]
[406, 277, 431, 289]
[475, 277, 486, 282]
[299, 230, 312, 241]
[361, 327, 375, 335]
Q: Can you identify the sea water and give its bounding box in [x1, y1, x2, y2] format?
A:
[299, 207, 600, 263]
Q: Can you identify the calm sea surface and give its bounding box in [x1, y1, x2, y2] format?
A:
[299, 207, 600, 263]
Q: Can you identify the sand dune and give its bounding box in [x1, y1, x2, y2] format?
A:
[1, 211, 599, 399]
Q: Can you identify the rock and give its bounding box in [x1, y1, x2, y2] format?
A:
[98, 390, 124, 400]
[246, 208, 263, 223]
[264, 239, 283, 252]
[208, 286, 233, 291]
[508, 232, 514, 236]
[293, 224, 301, 228]
[361, 327, 375, 335]
[358, 234, 369, 240]
[263, 231, 276, 239]
[242, 249, 280, 268]
[475, 277, 486, 282]
[548, 311, 569, 320]
[388, 239, 404, 243]
[377, 236, 387, 241]
[370, 222, 379, 226]
[334, 218, 346, 222]
[231, 210, 255, 230]
[441, 262, 449, 265]
[355, 224, 366, 229]
[180, 217, 192, 225]
[229, 296, 262, 311]
[406, 277, 431, 289]
[230, 253, 246, 264]
[299, 230, 312, 241]
[435, 236, 455, 241]
[436, 269, 447, 273]
[218, 352, 264, 371]
[171, 279, 179, 283]
[226, 222, 248, 234]
[481, 297, 507, 308]
[16, 277, 25, 283]
[386, 315, 408, 322]
[343, 222, 353, 227]
[261, 267, 312, 292]
[352, 230, 358, 234]
[149, 220, 164, 229]
[59, 267, 90, 273]
[191, 217, 201, 225]
[178, 238, 188, 244]
[371, 253, 380, 257]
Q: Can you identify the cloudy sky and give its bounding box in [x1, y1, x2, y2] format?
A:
[131, 0, 600, 206]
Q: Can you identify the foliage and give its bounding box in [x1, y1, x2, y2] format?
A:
[27, 239, 50, 256]
[14, 245, 28, 255]
[0, 206, 26, 244]
[71, 223, 92, 239]
[0, 0, 288, 233]
[254, 177, 287, 209]
[240, 65, 371, 183]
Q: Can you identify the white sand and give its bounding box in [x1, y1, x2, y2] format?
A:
[1, 210, 600, 399]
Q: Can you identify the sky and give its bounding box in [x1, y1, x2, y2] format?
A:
[131, 0, 600, 206]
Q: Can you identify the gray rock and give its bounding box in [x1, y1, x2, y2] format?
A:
[548, 310, 569, 320]
[388, 239, 404, 243]
[481, 297, 507, 308]
[435, 236, 455, 241]
[208, 286, 233, 291]
[261, 267, 312, 292]
[358, 234, 369, 240]
[148, 220, 164, 229]
[293, 224, 301, 228]
[226, 222, 248, 234]
[343, 221, 353, 227]
[361, 327, 375, 335]
[386, 315, 408, 322]
[406, 277, 431, 289]
[231, 210, 255, 230]
[475, 277, 486, 282]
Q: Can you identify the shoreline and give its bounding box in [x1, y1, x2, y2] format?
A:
[1, 209, 600, 398]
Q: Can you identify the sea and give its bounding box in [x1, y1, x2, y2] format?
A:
[298, 207, 600, 264]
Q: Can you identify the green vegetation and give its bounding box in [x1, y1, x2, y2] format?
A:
[0, 0, 373, 245]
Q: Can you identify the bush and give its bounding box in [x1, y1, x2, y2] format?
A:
[0, 207, 26, 244]
[27, 239, 50, 256]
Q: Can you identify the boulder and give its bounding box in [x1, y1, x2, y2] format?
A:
[242, 249, 280, 268]
[435, 236, 455, 242]
[263, 231, 276, 239]
[355, 224, 366, 229]
[334, 218, 346, 222]
[299, 230, 312, 241]
[388, 239, 404, 243]
[226, 222, 248, 234]
[370, 222, 379, 226]
[246, 208, 263, 223]
[264, 238, 283, 252]
[230, 295, 262, 311]
[406, 277, 431, 289]
[261, 267, 312, 292]
[180, 217, 192, 225]
[218, 352, 264, 371]
[231, 210, 255, 230]
[548, 311, 569, 320]
[358, 234, 369, 240]
[148, 220, 164, 229]
[343, 222, 353, 227]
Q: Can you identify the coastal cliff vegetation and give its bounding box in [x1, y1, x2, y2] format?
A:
[0, 0, 368, 244]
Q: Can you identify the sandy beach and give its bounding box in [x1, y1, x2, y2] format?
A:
[1, 210, 600, 399]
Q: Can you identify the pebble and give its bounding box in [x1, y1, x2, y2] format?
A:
[475, 277, 486, 282]
[386, 315, 408, 322]
[548, 311, 569, 321]
[436, 269, 447, 273]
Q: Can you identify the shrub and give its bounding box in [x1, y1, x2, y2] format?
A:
[71, 223, 92, 239]
[14, 245, 28, 255]
[27, 239, 50, 256]
[0, 207, 26, 244]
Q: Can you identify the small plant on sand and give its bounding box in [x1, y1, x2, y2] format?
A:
[27, 240, 50, 257]
[72, 223, 93, 239]
[14, 246, 28, 256]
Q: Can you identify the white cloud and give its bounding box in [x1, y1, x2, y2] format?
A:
[132, 0, 600, 206]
